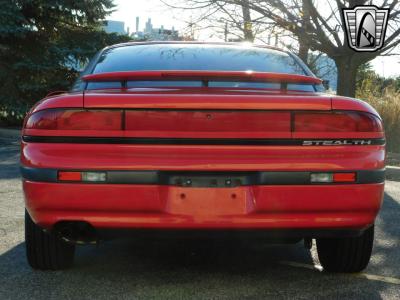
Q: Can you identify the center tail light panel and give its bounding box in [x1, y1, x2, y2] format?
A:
[124, 110, 291, 138]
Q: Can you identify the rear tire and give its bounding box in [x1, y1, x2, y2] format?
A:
[316, 225, 374, 273]
[25, 210, 75, 270]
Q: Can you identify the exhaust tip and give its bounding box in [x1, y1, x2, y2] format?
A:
[53, 221, 97, 244]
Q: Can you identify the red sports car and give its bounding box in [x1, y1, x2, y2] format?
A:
[21, 42, 385, 272]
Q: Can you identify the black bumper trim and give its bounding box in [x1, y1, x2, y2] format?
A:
[22, 135, 386, 146]
[21, 167, 385, 186]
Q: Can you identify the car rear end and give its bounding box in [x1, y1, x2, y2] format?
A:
[21, 42, 385, 271]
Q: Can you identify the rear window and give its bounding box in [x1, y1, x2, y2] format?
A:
[93, 44, 306, 74]
[73, 44, 317, 92]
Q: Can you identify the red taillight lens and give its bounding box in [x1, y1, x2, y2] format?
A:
[294, 112, 382, 132]
[58, 171, 81, 181]
[26, 109, 122, 130]
[333, 173, 356, 182]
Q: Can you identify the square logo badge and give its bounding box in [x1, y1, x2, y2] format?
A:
[343, 5, 389, 52]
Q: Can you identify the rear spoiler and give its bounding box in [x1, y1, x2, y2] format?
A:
[82, 71, 322, 87]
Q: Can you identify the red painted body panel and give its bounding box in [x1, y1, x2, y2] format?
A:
[21, 142, 385, 171]
[331, 95, 380, 116]
[30, 93, 83, 113]
[24, 181, 383, 229]
[28, 89, 382, 117]
[83, 90, 333, 110]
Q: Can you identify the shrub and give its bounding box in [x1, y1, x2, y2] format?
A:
[357, 81, 400, 153]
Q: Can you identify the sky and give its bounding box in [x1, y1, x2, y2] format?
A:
[110, 0, 400, 78]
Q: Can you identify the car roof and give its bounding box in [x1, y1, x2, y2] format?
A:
[105, 41, 287, 54]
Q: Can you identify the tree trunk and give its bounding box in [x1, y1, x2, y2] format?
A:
[298, 43, 309, 62]
[334, 57, 359, 98]
[298, 0, 310, 62]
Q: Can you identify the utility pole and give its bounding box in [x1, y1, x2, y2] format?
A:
[241, 0, 254, 42]
[188, 15, 195, 40]
[224, 22, 228, 42]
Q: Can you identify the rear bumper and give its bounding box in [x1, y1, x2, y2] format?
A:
[21, 141, 385, 233]
[24, 180, 384, 231]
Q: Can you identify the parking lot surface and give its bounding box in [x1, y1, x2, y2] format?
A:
[1, 134, 400, 299]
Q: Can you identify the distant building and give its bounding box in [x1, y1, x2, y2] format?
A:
[103, 20, 127, 35]
[132, 17, 181, 41]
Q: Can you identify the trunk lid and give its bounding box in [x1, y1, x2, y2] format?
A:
[84, 88, 331, 110]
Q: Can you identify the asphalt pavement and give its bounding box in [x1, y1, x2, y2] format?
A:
[1, 133, 400, 299]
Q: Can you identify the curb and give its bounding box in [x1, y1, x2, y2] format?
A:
[386, 166, 400, 181]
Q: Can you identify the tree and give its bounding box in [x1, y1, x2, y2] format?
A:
[298, 0, 311, 62]
[161, 0, 268, 42]
[231, 0, 400, 97]
[163, 0, 400, 97]
[0, 0, 131, 124]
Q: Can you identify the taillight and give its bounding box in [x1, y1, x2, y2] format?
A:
[58, 171, 106, 182]
[58, 171, 82, 181]
[310, 172, 356, 183]
[294, 111, 382, 132]
[333, 173, 356, 182]
[25, 109, 122, 130]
